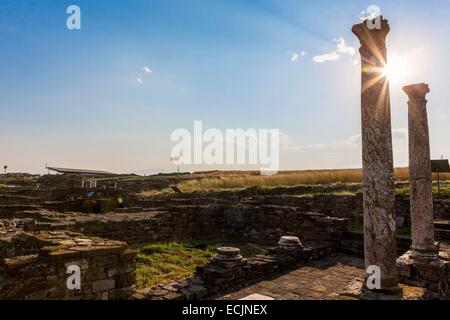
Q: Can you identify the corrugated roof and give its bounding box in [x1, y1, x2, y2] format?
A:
[46, 166, 117, 176]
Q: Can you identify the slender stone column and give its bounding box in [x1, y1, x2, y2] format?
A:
[352, 17, 398, 290]
[403, 83, 438, 259]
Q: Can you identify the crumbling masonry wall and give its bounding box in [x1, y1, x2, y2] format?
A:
[0, 231, 135, 300]
[22, 205, 349, 246]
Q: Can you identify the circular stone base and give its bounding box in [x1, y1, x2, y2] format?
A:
[216, 247, 241, 257]
[410, 248, 439, 262]
[278, 236, 303, 252]
[212, 247, 243, 267]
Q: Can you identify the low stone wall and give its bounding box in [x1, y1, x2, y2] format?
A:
[0, 205, 42, 218]
[224, 205, 348, 244]
[4, 184, 450, 223]
[23, 205, 348, 247]
[239, 195, 415, 225]
[131, 194, 450, 224]
[0, 195, 41, 206]
[435, 199, 450, 220]
[0, 231, 135, 300]
[25, 208, 227, 245]
[341, 231, 413, 257]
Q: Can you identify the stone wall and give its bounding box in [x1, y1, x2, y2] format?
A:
[22, 205, 348, 247]
[131, 194, 450, 223]
[239, 195, 413, 223]
[25, 208, 227, 245]
[0, 194, 41, 206]
[435, 199, 450, 220]
[224, 205, 348, 244]
[3, 182, 450, 222]
[0, 205, 42, 218]
[0, 231, 135, 300]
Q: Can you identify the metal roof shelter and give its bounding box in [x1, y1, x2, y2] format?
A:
[46, 166, 117, 176]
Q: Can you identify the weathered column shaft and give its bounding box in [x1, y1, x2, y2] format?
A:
[352, 16, 398, 290]
[403, 83, 436, 256]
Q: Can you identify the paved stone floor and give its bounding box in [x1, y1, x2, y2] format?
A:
[216, 254, 365, 300]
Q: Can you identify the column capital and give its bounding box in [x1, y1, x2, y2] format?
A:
[352, 16, 390, 47]
[403, 83, 430, 100]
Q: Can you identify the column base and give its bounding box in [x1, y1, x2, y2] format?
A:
[339, 279, 411, 300]
[410, 248, 439, 262]
[361, 276, 403, 295]
[339, 278, 434, 300]
[396, 250, 448, 299]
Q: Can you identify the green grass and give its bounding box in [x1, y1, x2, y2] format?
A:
[0, 184, 6, 188]
[396, 182, 450, 198]
[135, 241, 221, 289]
[134, 240, 267, 289]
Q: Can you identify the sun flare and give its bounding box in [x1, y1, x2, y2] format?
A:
[381, 55, 408, 85]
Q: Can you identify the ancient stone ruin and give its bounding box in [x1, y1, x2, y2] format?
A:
[1, 16, 450, 301]
[396, 84, 448, 296]
[1, 167, 449, 300]
[403, 83, 437, 258]
[352, 16, 398, 292]
[0, 231, 135, 300]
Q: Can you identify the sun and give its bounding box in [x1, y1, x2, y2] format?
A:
[381, 55, 408, 85]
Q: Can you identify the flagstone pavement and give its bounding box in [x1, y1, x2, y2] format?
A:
[215, 254, 365, 300]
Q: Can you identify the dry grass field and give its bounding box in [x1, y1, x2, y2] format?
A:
[176, 168, 450, 192]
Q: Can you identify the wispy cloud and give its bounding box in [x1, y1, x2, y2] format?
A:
[290, 50, 307, 62]
[280, 128, 407, 152]
[136, 66, 152, 85]
[279, 132, 298, 149]
[142, 66, 152, 74]
[280, 131, 359, 152]
[335, 38, 356, 56]
[312, 38, 356, 64]
[313, 52, 340, 63]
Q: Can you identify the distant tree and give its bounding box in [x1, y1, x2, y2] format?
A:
[3, 165, 7, 174]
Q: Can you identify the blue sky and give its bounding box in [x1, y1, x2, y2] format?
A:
[1, 0, 450, 174]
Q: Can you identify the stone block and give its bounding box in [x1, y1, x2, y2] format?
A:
[92, 279, 116, 293]
[162, 291, 184, 300]
[190, 285, 208, 300]
[397, 252, 448, 296]
[108, 287, 133, 300]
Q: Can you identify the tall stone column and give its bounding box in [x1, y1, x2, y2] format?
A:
[396, 87, 446, 296]
[352, 17, 398, 290]
[403, 83, 438, 259]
